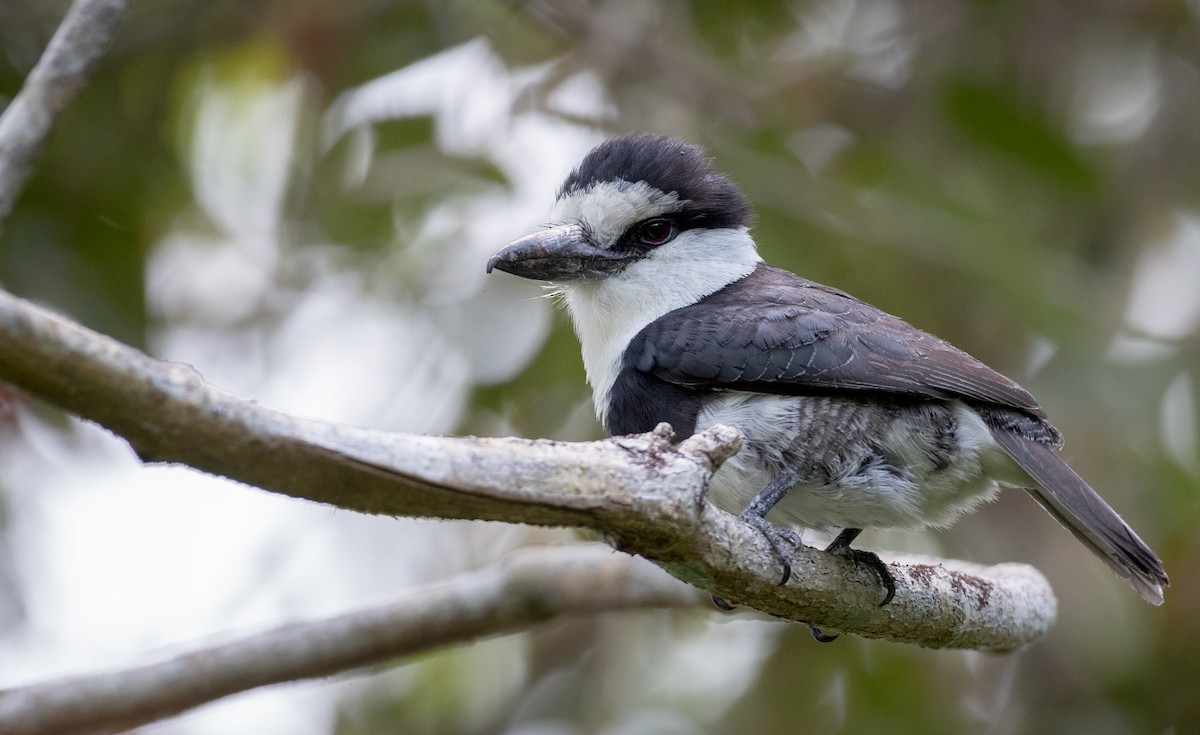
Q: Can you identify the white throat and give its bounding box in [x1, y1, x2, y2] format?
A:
[559, 226, 762, 425]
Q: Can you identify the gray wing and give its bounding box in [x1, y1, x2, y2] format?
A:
[624, 263, 1168, 601]
[625, 263, 1046, 418]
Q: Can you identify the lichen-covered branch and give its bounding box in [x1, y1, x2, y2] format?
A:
[0, 284, 1056, 652]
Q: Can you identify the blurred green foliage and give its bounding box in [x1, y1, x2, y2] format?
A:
[3, 0, 1199, 733]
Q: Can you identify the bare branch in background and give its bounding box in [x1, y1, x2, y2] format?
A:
[0, 545, 705, 735]
[0, 0, 128, 225]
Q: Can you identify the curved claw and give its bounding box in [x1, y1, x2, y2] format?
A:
[810, 626, 839, 643]
[711, 594, 736, 611]
[825, 528, 897, 607]
[712, 514, 803, 610]
[739, 513, 801, 586]
[875, 564, 897, 607]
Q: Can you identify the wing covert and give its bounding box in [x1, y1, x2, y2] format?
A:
[624, 263, 1045, 417]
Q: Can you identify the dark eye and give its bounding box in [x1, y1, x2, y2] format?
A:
[636, 218, 676, 246]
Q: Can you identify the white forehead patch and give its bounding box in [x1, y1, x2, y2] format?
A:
[550, 180, 684, 249]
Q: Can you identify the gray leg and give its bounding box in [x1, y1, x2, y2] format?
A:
[712, 474, 896, 637]
[711, 470, 801, 611]
[739, 469, 803, 585]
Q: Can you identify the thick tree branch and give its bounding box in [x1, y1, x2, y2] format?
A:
[0, 0, 128, 225]
[0, 545, 704, 735]
[0, 285, 1056, 652]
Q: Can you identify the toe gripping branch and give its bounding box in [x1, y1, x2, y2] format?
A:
[808, 527, 896, 643]
[713, 472, 898, 644]
[824, 527, 896, 607]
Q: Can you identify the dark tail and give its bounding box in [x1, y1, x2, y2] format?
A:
[990, 429, 1168, 605]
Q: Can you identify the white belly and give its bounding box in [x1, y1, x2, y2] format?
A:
[696, 392, 1017, 532]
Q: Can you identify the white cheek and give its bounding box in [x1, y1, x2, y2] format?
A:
[552, 181, 683, 249]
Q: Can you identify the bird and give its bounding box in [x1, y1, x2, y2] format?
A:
[486, 133, 1169, 612]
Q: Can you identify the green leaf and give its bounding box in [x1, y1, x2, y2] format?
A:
[944, 81, 1098, 194]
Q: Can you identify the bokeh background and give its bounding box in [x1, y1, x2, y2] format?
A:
[2, 1, 1199, 733]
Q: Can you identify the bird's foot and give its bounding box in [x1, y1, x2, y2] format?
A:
[740, 512, 803, 586]
[809, 626, 839, 643]
[710, 593, 736, 611]
[710, 514, 801, 611]
[825, 528, 895, 607]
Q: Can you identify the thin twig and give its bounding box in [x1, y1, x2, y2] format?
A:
[0, 0, 128, 225]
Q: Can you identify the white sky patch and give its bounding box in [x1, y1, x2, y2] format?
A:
[1160, 372, 1198, 475]
[148, 230, 277, 325]
[148, 75, 305, 325]
[1070, 41, 1162, 145]
[545, 68, 617, 122]
[257, 276, 470, 430]
[643, 617, 781, 722]
[777, 0, 916, 88]
[189, 74, 303, 243]
[787, 124, 857, 176]
[1108, 211, 1200, 361]
[320, 37, 609, 354]
[1024, 333, 1059, 378]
